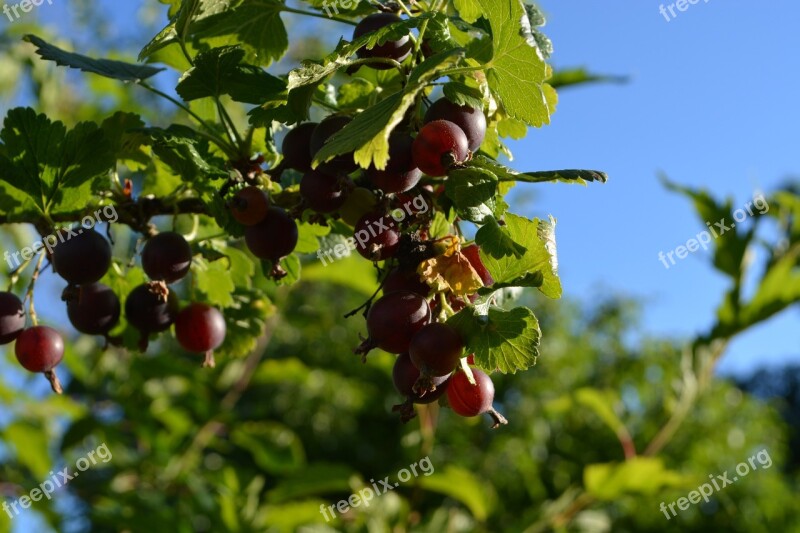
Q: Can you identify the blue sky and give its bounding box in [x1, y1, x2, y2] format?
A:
[523, 0, 800, 375]
[4, 0, 799, 378]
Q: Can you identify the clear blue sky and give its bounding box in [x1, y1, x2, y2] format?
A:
[520, 1, 800, 375]
[8, 0, 800, 378]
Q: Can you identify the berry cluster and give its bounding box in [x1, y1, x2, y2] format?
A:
[210, 13, 504, 426]
[1, 227, 228, 393]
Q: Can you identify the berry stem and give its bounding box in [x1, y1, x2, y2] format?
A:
[459, 357, 476, 385]
[202, 350, 216, 369]
[45, 370, 63, 395]
[487, 407, 508, 429]
[25, 252, 45, 326]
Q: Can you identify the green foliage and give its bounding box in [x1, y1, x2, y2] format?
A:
[0, 2, 798, 533]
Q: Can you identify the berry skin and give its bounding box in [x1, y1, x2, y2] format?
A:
[424, 99, 487, 152]
[175, 303, 226, 368]
[359, 291, 431, 355]
[300, 170, 350, 213]
[15, 325, 64, 372]
[309, 116, 358, 174]
[230, 186, 270, 226]
[383, 268, 430, 297]
[353, 212, 400, 261]
[244, 207, 299, 262]
[367, 132, 422, 193]
[412, 120, 470, 177]
[142, 232, 193, 283]
[52, 228, 112, 285]
[124, 283, 179, 335]
[409, 323, 463, 377]
[462, 244, 494, 286]
[281, 122, 318, 172]
[353, 13, 413, 68]
[15, 325, 65, 394]
[65, 283, 121, 336]
[0, 292, 26, 345]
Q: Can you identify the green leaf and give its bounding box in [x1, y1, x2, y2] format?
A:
[584, 458, 689, 501]
[295, 222, 331, 254]
[24, 34, 164, 82]
[217, 288, 271, 358]
[442, 81, 485, 110]
[476, 0, 552, 126]
[448, 305, 541, 373]
[445, 168, 499, 224]
[5, 421, 51, 479]
[231, 422, 305, 474]
[267, 463, 356, 503]
[452, 0, 483, 23]
[574, 388, 628, 437]
[131, 125, 228, 185]
[314, 49, 463, 170]
[475, 216, 526, 259]
[0, 108, 115, 218]
[194, 255, 236, 307]
[176, 46, 285, 104]
[469, 155, 608, 185]
[418, 466, 495, 521]
[477, 213, 562, 299]
[189, 0, 289, 67]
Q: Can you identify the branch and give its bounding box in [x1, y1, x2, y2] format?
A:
[0, 197, 208, 230]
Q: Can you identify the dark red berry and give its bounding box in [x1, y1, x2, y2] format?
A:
[360, 291, 431, 355]
[52, 228, 112, 285]
[175, 303, 226, 368]
[142, 232, 193, 283]
[393, 352, 449, 404]
[447, 367, 494, 417]
[231, 186, 270, 226]
[15, 325, 63, 372]
[353, 13, 412, 68]
[14, 325, 65, 393]
[300, 170, 350, 213]
[310, 116, 358, 174]
[354, 211, 400, 261]
[412, 120, 470, 177]
[447, 367, 508, 428]
[65, 283, 121, 335]
[282, 122, 318, 172]
[424, 99, 487, 151]
[383, 268, 430, 297]
[244, 207, 299, 262]
[409, 323, 463, 377]
[0, 292, 25, 345]
[462, 244, 494, 286]
[368, 131, 422, 193]
[124, 283, 178, 334]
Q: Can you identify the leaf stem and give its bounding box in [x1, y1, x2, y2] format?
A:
[25, 252, 45, 326]
[280, 6, 357, 26]
[437, 65, 485, 79]
[137, 82, 238, 157]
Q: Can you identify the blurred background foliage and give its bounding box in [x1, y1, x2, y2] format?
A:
[1, 2, 799, 532]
